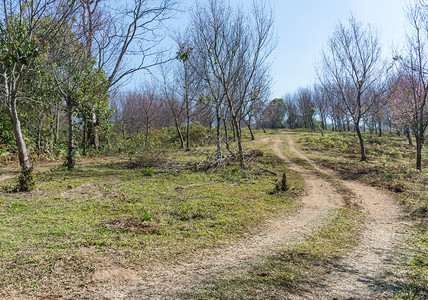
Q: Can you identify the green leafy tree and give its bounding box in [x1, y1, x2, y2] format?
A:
[0, 0, 75, 190]
[48, 24, 109, 169]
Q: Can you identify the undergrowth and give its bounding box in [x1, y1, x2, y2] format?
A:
[295, 130, 428, 299]
[193, 208, 364, 299]
[0, 135, 303, 298]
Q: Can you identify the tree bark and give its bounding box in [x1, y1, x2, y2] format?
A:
[247, 117, 255, 140]
[216, 104, 222, 156]
[416, 133, 422, 171]
[67, 98, 75, 170]
[231, 120, 236, 141]
[186, 93, 191, 151]
[406, 127, 413, 146]
[145, 125, 150, 146]
[233, 117, 245, 169]
[10, 99, 31, 171]
[88, 112, 100, 150]
[82, 114, 87, 155]
[174, 118, 185, 148]
[54, 103, 60, 146]
[223, 115, 230, 151]
[37, 116, 43, 155]
[355, 123, 366, 161]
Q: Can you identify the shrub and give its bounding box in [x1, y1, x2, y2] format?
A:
[17, 166, 36, 192]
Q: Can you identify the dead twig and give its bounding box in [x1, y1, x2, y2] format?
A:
[260, 168, 277, 176]
[175, 182, 217, 190]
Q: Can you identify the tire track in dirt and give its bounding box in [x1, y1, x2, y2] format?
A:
[0, 163, 57, 183]
[0, 172, 18, 182]
[285, 133, 406, 300]
[91, 135, 343, 299]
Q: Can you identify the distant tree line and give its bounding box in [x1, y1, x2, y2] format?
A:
[2, 0, 428, 192]
[256, 2, 428, 171]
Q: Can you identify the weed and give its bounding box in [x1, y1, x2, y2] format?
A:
[0, 142, 302, 297]
[17, 166, 36, 191]
[294, 130, 428, 299]
[140, 167, 154, 176]
[195, 208, 364, 299]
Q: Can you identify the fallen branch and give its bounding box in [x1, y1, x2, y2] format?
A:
[260, 168, 277, 176]
[175, 182, 217, 190]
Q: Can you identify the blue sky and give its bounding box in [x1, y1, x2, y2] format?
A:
[127, 0, 411, 98]
[267, 0, 409, 97]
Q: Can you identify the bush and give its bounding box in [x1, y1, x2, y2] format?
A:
[17, 166, 36, 192]
[111, 123, 212, 154]
[127, 150, 170, 169]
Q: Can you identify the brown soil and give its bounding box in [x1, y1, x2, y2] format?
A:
[0, 135, 406, 299]
[121, 133, 405, 299]
[284, 133, 407, 300]
[88, 134, 347, 299]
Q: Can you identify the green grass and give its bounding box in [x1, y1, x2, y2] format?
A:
[0, 140, 303, 297]
[293, 130, 428, 299]
[191, 208, 364, 299]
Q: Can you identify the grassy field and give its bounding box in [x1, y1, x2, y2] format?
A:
[0, 132, 304, 298]
[294, 130, 428, 299]
[1, 129, 426, 299]
[192, 208, 364, 299]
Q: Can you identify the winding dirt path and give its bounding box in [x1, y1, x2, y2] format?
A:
[92, 134, 406, 299]
[90, 135, 343, 299]
[285, 133, 406, 299]
[2, 135, 405, 299]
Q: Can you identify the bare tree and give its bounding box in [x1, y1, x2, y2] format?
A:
[296, 87, 316, 131]
[176, 41, 202, 151]
[190, 0, 275, 168]
[75, 0, 177, 149]
[160, 65, 186, 148]
[313, 84, 329, 130]
[318, 15, 387, 161]
[284, 96, 298, 129]
[392, 3, 428, 170]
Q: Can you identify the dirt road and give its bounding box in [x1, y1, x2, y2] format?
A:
[91, 133, 403, 299]
[2, 134, 404, 299]
[284, 133, 406, 299]
[108, 134, 342, 299]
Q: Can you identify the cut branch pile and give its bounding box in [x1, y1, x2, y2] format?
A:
[196, 149, 264, 171]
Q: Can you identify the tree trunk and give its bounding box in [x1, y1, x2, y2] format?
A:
[247, 117, 255, 140]
[53, 103, 60, 146]
[223, 115, 230, 151]
[310, 118, 315, 132]
[10, 99, 31, 171]
[88, 112, 100, 150]
[82, 114, 87, 156]
[355, 123, 366, 161]
[416, 133, 422, 171]
[186, 99, 190, 151]
[67, 99, 75, 170]
[231, 120, 236, 141]
[216, 105, 222, 156]
[378, 121, 382, 137]
[233, 117, 245, 169]
[406, 127, 412, 146]
[37, 116, 43, 155]
[174, 118, 184, 148]
[145, 125, 150, 146]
